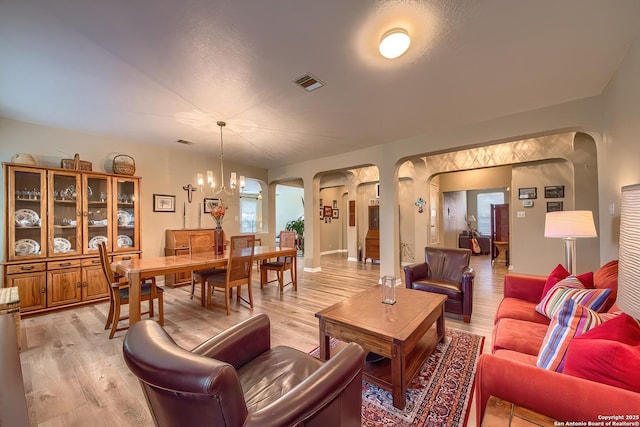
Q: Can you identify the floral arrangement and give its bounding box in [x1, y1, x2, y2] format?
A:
[210, 202, 227, 228]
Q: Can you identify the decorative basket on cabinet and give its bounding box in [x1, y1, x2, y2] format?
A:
[112, 154, 136, 176]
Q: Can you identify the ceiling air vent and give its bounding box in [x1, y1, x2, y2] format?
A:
[294, 73, 325, 92]
[176, 139, 194, 145]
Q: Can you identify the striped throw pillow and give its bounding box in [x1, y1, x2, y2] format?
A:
[535, 276, 611, 319]
[537, 298, 617, 371]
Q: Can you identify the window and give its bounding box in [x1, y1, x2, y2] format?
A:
[476, 192, 504, 235]
[239, 178, 263, 233]
[240, 197, 258, 233]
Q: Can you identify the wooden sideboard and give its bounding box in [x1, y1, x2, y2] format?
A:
[164, 228, 220, 287]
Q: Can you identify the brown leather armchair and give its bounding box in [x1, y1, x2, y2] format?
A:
[123, 314, 365, 427]
[403, 247, 475, 323]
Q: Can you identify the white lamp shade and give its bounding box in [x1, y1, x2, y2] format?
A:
[544, 210, 597, 238]
[618, 183, 640, 319]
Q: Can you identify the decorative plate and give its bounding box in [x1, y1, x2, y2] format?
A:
[53, 237, 72, 253]
[117, 235, 133, 248]
[88, 235, 108, 250]
[15, 238, 40, 256]
[15, 209, 40, 226]
[117, 210, 133, 226]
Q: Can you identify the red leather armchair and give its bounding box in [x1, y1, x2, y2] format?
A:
[403, 247, 475, 323]
[123, 314, 365, 427]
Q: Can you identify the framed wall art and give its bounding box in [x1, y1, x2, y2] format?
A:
[153, 194, 176, 212]
[203, 198, 221, 213]
[545, 185, 565, 198]
[518, 187, 537, 200]
[547, 201, 564, 212]
[332, 208, 339, 219]
[323, 205, 333, 218]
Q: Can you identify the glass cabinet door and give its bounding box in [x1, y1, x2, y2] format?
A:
[8, 167, 47, 260]
[83, 174, 112, 254]
[112, 177, 139, 252]
[49, 171, 82, 257]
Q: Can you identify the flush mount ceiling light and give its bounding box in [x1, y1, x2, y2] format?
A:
[379, 28, 411, 59]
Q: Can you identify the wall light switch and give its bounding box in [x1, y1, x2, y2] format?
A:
[609, 203, 615, 215]
[517, 211, 525, 218]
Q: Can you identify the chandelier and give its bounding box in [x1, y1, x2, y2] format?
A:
[197, 121, 245, 197]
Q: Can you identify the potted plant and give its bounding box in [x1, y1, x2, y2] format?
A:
[285, 216, 304, 251]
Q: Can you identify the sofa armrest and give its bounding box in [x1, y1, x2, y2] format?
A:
[503, 274, 546, 302]
[404, 263, 430, 288]
[475, 354, 640, 426]
[191, 313, 271, 369]
[246, 343, 365, 427]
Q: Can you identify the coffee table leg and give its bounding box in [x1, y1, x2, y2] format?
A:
[318, 319, 330, 361]
[437, 305, 445, 341]
[391, 343, 406, 409]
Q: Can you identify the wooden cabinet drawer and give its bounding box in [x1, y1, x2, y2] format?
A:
[81, 257, 103, 267]
[6, 262, 46, 275]
[112, 253, 140, 263]
[47, 259, 82, 270]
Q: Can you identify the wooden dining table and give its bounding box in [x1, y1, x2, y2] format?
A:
[112, 245, 297, 324]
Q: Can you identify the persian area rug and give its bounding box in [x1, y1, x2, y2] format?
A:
[309, 328, 484, 427]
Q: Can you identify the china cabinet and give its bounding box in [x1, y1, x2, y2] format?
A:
[2, 163, 142, 314]
[364, 206, 380, 264]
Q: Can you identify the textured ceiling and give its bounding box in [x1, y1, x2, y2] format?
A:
[1, 0, 639, 169]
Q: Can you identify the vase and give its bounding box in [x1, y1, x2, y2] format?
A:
[214, 227, 224, 255]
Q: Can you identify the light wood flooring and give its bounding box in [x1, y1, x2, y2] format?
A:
[18, 253, 507, 426]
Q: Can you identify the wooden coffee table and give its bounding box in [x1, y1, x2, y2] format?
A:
[315, 286, 446, 409]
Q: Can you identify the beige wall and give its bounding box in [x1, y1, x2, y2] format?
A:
[600, 33, 640, 263]
[0, 118, 269, 262]
[318, 186, 346, 253]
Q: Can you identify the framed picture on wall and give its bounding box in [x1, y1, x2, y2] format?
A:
[319, 208, 324, 219]
[323, 205, 333, 218]
[203, 198, 221, 213]
[518, 187, 537, 199]
[332, 208, 339, 218]
[547, 201, 563, 212]
[153, 194, 176, 212]
[544, 185, 565, 198]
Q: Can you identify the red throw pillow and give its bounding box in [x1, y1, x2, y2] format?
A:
[541, 264, 570, 301]
[564, 313, 640, 392]
[540, 264, 594, 302]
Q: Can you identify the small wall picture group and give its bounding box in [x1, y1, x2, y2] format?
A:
[545, 185, 564, 212]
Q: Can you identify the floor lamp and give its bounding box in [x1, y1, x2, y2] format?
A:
[544, 210, 597, 275]
[618, 184, 640, 320]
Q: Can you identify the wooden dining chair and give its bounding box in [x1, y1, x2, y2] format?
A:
[260, 231, 297, 292]
[189, 233, 225, 300]
[98, 241, 164, 339]
[253, 237, 262, 271]
[205, 235, 255, 315]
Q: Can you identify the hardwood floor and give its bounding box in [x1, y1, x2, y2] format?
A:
[18, 253, 507, 426]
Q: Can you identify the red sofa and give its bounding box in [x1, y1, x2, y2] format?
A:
[475, 260, 640, 424]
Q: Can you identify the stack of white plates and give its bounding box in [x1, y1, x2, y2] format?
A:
[15, 239, 40, 256]
[54, 237, 72, 253]
[15, 209, 40, 227]
[88, 236, 108, 250]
